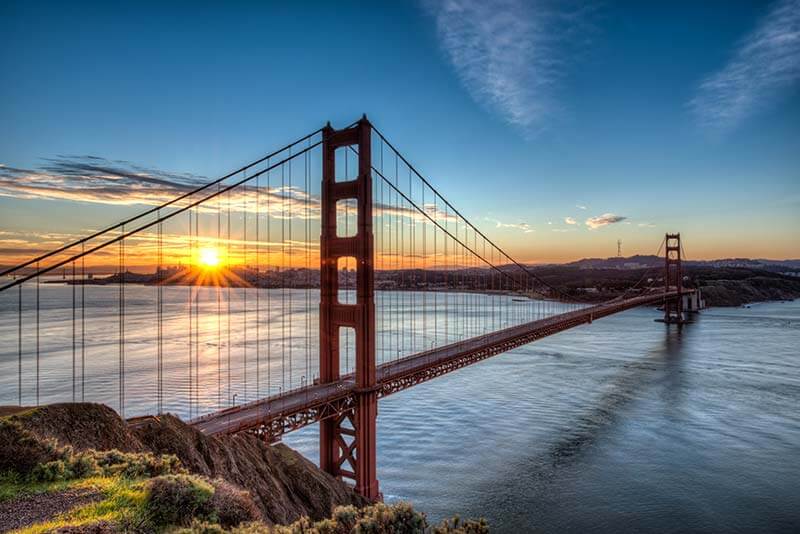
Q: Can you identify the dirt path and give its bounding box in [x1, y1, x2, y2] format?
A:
[0, 487, 102, 532]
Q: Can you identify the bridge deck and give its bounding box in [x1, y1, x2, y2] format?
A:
[191, 290, 682, 439]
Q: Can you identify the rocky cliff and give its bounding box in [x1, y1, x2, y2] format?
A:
[1, 403, 365, 525]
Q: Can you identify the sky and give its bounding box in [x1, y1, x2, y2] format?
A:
[1, 0, 799, 265]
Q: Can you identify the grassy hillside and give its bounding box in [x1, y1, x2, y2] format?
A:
[0, 404, 487, 533]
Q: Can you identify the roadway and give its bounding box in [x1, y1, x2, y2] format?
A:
[191, 290, 681, 438]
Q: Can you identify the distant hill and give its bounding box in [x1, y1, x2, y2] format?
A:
[694, 258, 800, 270]
[564, 255, 662, 270]
[560, 256, 800, 272]
[529, 256, 800, 306]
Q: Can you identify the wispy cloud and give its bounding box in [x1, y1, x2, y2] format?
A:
[0, 157, 323, 220]
[575, 204, 587, 210]
[423, 0, 591, 134]
[485, 216, 533, 233]
[0, 158, 204, 206]
[638, 222, 655, 228]
[564, 216, 577, 225]
[585, 213, 626, 229]
[689, 0, 800, 132]
[0, 157, 466, 230]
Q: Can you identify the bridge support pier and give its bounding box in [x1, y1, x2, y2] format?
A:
[319, 117, 381, 501]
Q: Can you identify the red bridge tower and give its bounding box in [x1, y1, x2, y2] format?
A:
[319, 117, 381, 500]
[663, 233, 685, 324]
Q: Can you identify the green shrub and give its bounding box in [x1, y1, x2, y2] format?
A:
[90, 449, 183, 478]
[30, 459, 74, 482]
[174, 502, 486, 534]
[175, 520, 228, 534]
[210, 479, 260, 528]
[53, 520, 115, 533]
[0, 419, 62, 474]
[2, 415, 184, 484]
[353, 501, 427, 533]
[432, 515, 489, 534]
[144, 474, 215, 527]
[332, 505, 359, 532]
[70, 453, 99, 478]
[311, 518, 341, 534]
[21, 446, 184, 483]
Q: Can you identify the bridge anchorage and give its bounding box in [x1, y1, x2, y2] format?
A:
[1, 115, 696, 502]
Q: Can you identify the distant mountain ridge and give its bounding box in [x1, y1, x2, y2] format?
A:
[560, 256, 800, 271]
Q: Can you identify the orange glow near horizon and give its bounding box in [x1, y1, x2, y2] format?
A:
[2, 222, 798, 275]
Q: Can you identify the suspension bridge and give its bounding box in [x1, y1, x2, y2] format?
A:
[0, 116, 691, 501]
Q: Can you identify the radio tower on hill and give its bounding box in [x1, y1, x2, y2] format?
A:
[617, 239, 622, 257]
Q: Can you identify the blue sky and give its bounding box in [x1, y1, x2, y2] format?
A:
[1, 0, 798, 262]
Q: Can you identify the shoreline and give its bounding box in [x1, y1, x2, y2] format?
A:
[36, 278, 800, 308]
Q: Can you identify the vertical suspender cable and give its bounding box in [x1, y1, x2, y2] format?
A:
[256, 168, 261, 398]
[81, 244, 85, 401]
[227, 189, 232, 405]
[266, 164, 271, 394]
[243, 177, 248, 402]
[217, 184, 222, 409]
[394, 156, 400, 357]
[396, 154, 401, 359]
[187, 211, 193, 417]
[409, 167, 415, 354]
[441, 202, 446, 341]
[119, 227, 125, 417]
[463, 221, 467, 338]
[18, 284, 22, 405]
[72, 260, 76, 402]
[36, 261, 39, 406]
[380, 141, 385, 362]
[399, 160, 404, 358]
[287, 148, 293, 387]
[422, 182, 427, 348]
[281, 163, 286, 393]
[305, 147, 310, 386]
[433, 195, 437, 346]
[195, 207, 199, 411]
[156, 210, 164, 414]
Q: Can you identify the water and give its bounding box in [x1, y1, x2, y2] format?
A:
[0, 283, 571, 415]
[1, 285, 798, 532]
[285, 300, 800, 533]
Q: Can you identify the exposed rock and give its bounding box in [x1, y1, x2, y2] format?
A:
[130, 414, 366, 524]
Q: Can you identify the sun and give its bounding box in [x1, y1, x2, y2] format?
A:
[197, 247, 221, 268]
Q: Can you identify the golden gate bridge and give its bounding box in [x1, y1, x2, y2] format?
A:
[0, 116, 690, 501]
